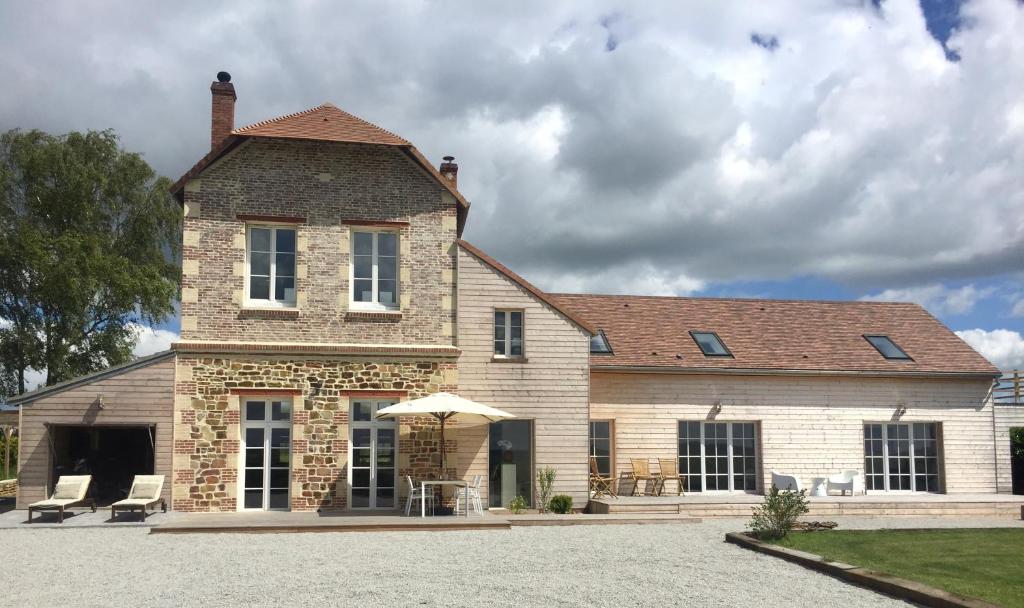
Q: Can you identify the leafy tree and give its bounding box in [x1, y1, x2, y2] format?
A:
[0, 129, 180, 395]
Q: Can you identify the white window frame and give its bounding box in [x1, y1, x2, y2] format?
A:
[677, 421, 759, 494]
[245, 224, 297, 308]
[239, 398, 293, 512]
[348, 399, 399, 510]
[493, 309, 525, 358]
[349, 229, 400, 311]
[863, 422, 940, 493]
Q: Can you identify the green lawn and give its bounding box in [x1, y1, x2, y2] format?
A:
[771, 528, 1024, 607]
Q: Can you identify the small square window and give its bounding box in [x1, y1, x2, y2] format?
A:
[689, 331, 732, 357]
[864, 335, 912, 360]
[590, 330, 613, 354]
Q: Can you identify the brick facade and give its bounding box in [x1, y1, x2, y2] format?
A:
[172, 355, 458, 512]
[178, 138, 457, 344]
[172, 136, 464, 512]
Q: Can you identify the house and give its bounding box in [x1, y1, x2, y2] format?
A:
[8, 73, 1013, 513]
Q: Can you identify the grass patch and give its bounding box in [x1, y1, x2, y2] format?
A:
[770, 528, 1024, 607]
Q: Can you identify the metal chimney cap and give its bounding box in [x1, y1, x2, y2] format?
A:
[216, 71, 232, 83]
[442, 155, 455, 162]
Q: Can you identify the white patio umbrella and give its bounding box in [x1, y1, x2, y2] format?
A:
[375, 392, 515, 474]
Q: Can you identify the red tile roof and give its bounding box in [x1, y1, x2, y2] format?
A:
[554, 293, 999, 376]
[457, 240, 597, 334]
[232, 103, 410, 146]
[170, 103, 469, 233]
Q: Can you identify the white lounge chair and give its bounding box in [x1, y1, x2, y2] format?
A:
[28, 475, 96, 523]
[827, 470, 859, 496]
[110, 475, 167, 521]
[770, 471, 802, 492]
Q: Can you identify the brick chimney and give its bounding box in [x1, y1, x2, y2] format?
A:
[439, 155, 458, 189]
[210, 71, 236, 149]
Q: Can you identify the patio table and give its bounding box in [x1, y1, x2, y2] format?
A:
[420, 480, 469, 518]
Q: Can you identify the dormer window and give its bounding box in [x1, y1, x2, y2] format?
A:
[590, 330, 613, 354]
[246, 226, 296, 307]
[690, 331, 732, 357]
[864, 335, 912, 360]
[351, 230, 399, 310]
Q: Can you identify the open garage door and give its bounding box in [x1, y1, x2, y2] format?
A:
[47, 424, 156, 506]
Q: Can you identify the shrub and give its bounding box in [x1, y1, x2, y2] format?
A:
[508, 495, 528, 514]
[748, 485, 809, 540]
[536, 466, 556, 513]
[548, 494, 573, 514]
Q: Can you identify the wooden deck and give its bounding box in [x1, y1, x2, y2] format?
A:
[152, 511, 512, 534]
[588, 493, 1024, 518]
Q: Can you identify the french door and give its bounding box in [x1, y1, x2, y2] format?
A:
[348, 400, 398, 509]
[678, 421, 758, 493]
[864, 422, 940, 492]
[241, 398, 292, 510]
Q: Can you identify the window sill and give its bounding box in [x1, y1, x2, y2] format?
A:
[238, 307, 300, 320]
[490, 356, 528, 364]
[345, 310, 403, 323]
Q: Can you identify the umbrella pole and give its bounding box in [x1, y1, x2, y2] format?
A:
[439, 414, 447, 477]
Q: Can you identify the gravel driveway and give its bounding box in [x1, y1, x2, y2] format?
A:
[9, 516, 1014, 607]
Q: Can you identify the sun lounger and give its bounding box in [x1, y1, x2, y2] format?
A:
[28, 475, 95, 523]
[110, 475, 166, 521]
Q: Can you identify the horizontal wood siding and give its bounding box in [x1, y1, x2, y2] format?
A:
[16, 357, 175, 508]
[994, 404, 1024, 493]
[591, 372, 996, 494]
[455, 248, 591, 506]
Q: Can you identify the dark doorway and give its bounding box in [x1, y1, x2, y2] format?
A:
[1012, 427, 1024, 495]
[49, 425, 155, 505]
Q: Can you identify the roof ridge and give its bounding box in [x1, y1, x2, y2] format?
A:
[551, 292, 925, 307]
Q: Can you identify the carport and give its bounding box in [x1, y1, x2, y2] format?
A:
[46, 424, 157, 505]
[7, 351, 175, 509]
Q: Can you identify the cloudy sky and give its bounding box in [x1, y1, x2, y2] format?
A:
[1, 0, 1022, 370]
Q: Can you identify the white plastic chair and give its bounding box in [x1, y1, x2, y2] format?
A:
[827, 470, 859, 496]
[403, 475, 434, 516]
[454, 475, 484, 516]
[770, 471, 802, 492]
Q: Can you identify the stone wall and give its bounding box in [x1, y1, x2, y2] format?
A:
[173, 355, 458, 512]
[179, 138, 458, 345]
[0, 479, 16, 498]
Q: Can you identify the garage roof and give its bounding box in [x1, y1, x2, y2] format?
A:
[3, 351, 175, 406]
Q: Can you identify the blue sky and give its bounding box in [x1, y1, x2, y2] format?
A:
[1, 0, 1022, 371]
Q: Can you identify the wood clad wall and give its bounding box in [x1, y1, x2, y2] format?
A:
[455, 247, 591, 506]
[591, 371, 997, 494]
[16, 356, 175, 508]
[994, 404, 1024, 493]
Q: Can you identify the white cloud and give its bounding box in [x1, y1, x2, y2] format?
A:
[859, 284, 993, 316]
[129, 323, 179, 358]
[1010, 296, 1024, 318]
[956, 328, 1024, 371]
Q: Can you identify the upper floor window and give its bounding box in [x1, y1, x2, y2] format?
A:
[351, 231, 398, 310]
[864, 335, 912, 360]
[690, 331, 732, 357]
[247, 226, 296, 307]
[494, 310, 524, 358]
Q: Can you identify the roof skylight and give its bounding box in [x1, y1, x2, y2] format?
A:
[590, 330, 613, 354]
[864, 335, 912, 360]
[690, 331, 732, 357]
